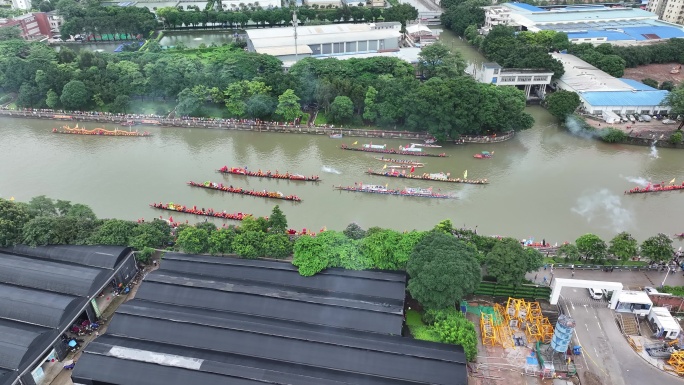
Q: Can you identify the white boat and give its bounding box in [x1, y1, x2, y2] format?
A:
[428, 172, 449, 181]
[400, 145, 423, 152]
[363, 144, 387, 149]
[411, 143, 442, 148]
[329, 134, 343, 139]
[402, 187, 434, 196]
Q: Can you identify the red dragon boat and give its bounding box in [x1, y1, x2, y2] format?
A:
[374, 157, 425, 166]
[365, 169, 488, 185]
[625, 182, 684, 194]
[340, 144, 447, 157]
[334, 183, 454, 199]
[187, 181, 301, 202]
[218, 166, 320, 182]
[150, 202, 254, 221]
[473, 151, 493, 159]
[52, 125, 150, 137]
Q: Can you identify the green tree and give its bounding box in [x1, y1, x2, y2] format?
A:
[575, 233, 607, 261]
[600, 128, 627, 143]
[275, 89, 302, 123]
[360, 229, 404, 270]
[558, 243, 580, 261]
[545, 90, 581, 120]
[642, 78, 659, 89]
[670, 131, 683, 145]
[431, 309, 478, 361]
[441, 0, 486, 36]
[27, 195, 57, 217]
[362, 86, 378, 122]
[663, 85, 684, 117]
[608, 232, 638, 263]
[660, 80, 675, 91]
[232, 230, 266, 259]
[407, 231, 481, 309]
[641, 233, 674, 263]
[433, 219, 454, 234]
[130, 220, 171, 250]
[485, 238, 543, 286]
[383, 3, 418, 29]
[46, 89, 59, 109]
[208, 227, 237, 255]
[343, 222, 366, 240]
[60, 80, 88, 110]
[418, 43, 466, 80]
[176, 87, 205, 116]
[292, 231, 361, 275]
[111, 95, 131, 114]
[329, 95, 354, 124]
[22, 216, 54, 246]
[268, 205, 288, 234]
[88, 219, 137, 245]
[176, 226, 210, 254]
[66, 203, 97, 220]
[263, 233, 293, 259]
[0, 26, 21, 41]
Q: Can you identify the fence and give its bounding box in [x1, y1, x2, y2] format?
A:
[474, 281, 551, 300]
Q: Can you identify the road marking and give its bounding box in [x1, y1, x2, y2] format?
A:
[598, 322, 602, 330]
[571, 302, 575, 310]
[594, 347, 599, 356]
[584, 305, 589, 313]
[585, 323, 589, 332]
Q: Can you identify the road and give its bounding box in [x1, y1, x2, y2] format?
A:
[527, 268, 684, 385]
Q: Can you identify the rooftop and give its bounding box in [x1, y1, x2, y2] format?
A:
[551, 52, 634, 92]
[0, 246, 132, 385]
[650, 307, 681, 330]
[73, 253, 468, 385]
[247, 23, 402, 52]
[615, 290, 653, 304]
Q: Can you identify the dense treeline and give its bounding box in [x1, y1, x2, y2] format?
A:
[0, 35, 532, 137]
[57, 0, 158, 40]
[156, 3, 419, 29]
[441, 0, 684, 78]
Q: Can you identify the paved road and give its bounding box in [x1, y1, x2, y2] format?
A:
[534, 266, 684, 385]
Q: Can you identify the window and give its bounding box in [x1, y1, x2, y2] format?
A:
[518, 76, 532, 82]
[641, 110, 650, 114]
[333, 42, 343, 53]
[494, 69, 500, 74]
[594, 110, 603, 115]
[358, 41, 367, 51]
[346, 42, 355, 52]
[492, 77, 497, 84]
[501, 76, 516, 82]
[626, 110, 636, 114]
[322, 43, 332, 54]
[533, 76, 549, 82]
[369, 40, 378, 50]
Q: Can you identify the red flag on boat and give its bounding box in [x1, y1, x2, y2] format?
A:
[410, 166, 415, 173]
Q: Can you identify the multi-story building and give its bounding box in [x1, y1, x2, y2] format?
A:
[470, 62, 554, 100]
[0, 13, 52, 40]
[483, 3, 684, 45]
[646, 0, 684, 25]
[47, 10, 64, 34]
[11, 0, 30, 11]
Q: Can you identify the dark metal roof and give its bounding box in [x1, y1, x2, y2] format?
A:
[0, 284, 82, 328]
[0, 319, 54, 376]
[7, 245, 131, 269]
[73, 255, 467, 385]
[0, 253, 109, 296]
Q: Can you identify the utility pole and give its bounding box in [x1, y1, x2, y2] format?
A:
[292, 11, 298, 62]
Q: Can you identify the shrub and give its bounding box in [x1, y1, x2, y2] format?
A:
[670, 131, 683, 145]
[600, 128, 627, 143]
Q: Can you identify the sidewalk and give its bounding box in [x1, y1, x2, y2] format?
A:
[527, 267, 684, 289]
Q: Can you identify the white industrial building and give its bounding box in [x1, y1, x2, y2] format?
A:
[610, 290, 653, 316]
[246, 22, 403, 64]
[470, 62, 554, 100]
[550, 52, 670, 116]
[483, 3, 684, 45]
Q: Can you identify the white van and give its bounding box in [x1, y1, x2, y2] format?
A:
[589, 288, 603, 300]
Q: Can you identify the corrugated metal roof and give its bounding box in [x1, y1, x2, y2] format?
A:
[8, 245, 131, 269]
[581, 90, 669, 107]
[523, 8, 655, 23]
[0, 319, 51, 371]
[507, 3, 544, 12]
[0, 284, 81, 328]
[619, 78, 658, 91]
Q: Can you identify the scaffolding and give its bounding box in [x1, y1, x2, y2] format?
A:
[668, 351, 684, 375]
[479, 298, 555, 347]
[480, 312, 498, 346]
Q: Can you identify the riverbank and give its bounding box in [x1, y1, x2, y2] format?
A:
[580, 114, 684, 148]
[0, 109, 515, 143]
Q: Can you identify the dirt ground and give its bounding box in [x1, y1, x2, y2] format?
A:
[623, 63, 683, 86]
[583, 116, 679, 140]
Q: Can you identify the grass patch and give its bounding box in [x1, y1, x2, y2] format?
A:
[406, 310, 441, 342]
[314, 111, 329, 125]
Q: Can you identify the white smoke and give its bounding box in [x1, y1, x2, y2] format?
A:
[572, 189, 633, 230]
[650, 140, 659, 159]
[321, 165, 341, 174]
[621, 175, 650, 187]
[565, 115, 601, 140]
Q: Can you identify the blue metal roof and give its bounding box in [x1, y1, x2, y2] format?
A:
[524, 8, 654, 23]
[619, 78, 658, 91]
[567, 26, 684, 41]
[508, 2, 544, 12]
[567, 30, 633, 41]
[581, 90, 669, 107]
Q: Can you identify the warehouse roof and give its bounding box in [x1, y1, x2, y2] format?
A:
[73, 255, 468, 385]
[517, 7, 656, 24]
[0, 245, 132, 385]
[581, 90, 669, 107]
[650, 307, 681, 330]
[247, 22, 402, 52]
[566, 25, 684, 42]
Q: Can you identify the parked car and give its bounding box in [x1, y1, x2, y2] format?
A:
[589, 288, 603, 300]
[644, 286, 659, 295]
[663, 119, 676, 125]
[641, 115, 652, 122]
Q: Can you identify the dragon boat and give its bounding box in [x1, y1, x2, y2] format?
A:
[150, 202, 254, 220]
[365, 169, 488, 185]
[333, 183, 453, 199]
[625, 183, 684, 194]
[187, 181, 301, 202]
[340, 144, 447, 157]
[374, 157, 424, 166]
[218, 166, 320, 182]
[52, 125, 150, 137]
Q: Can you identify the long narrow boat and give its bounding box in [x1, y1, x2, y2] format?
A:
[625, 183, 684, 194]
[411, 143, 442, 148]
[218, 166, 320, 182]
[187, 181, 302, 202]
[150, 202, 254, 220]
[374, 157, 424, 166]
[333, 183, 453, 199]
[340, 144, 447, 157]
[365, 170, 489, 185]
[52, 125, 150, 137]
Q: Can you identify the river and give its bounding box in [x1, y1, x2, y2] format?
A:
[1, 111, 684, 244]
